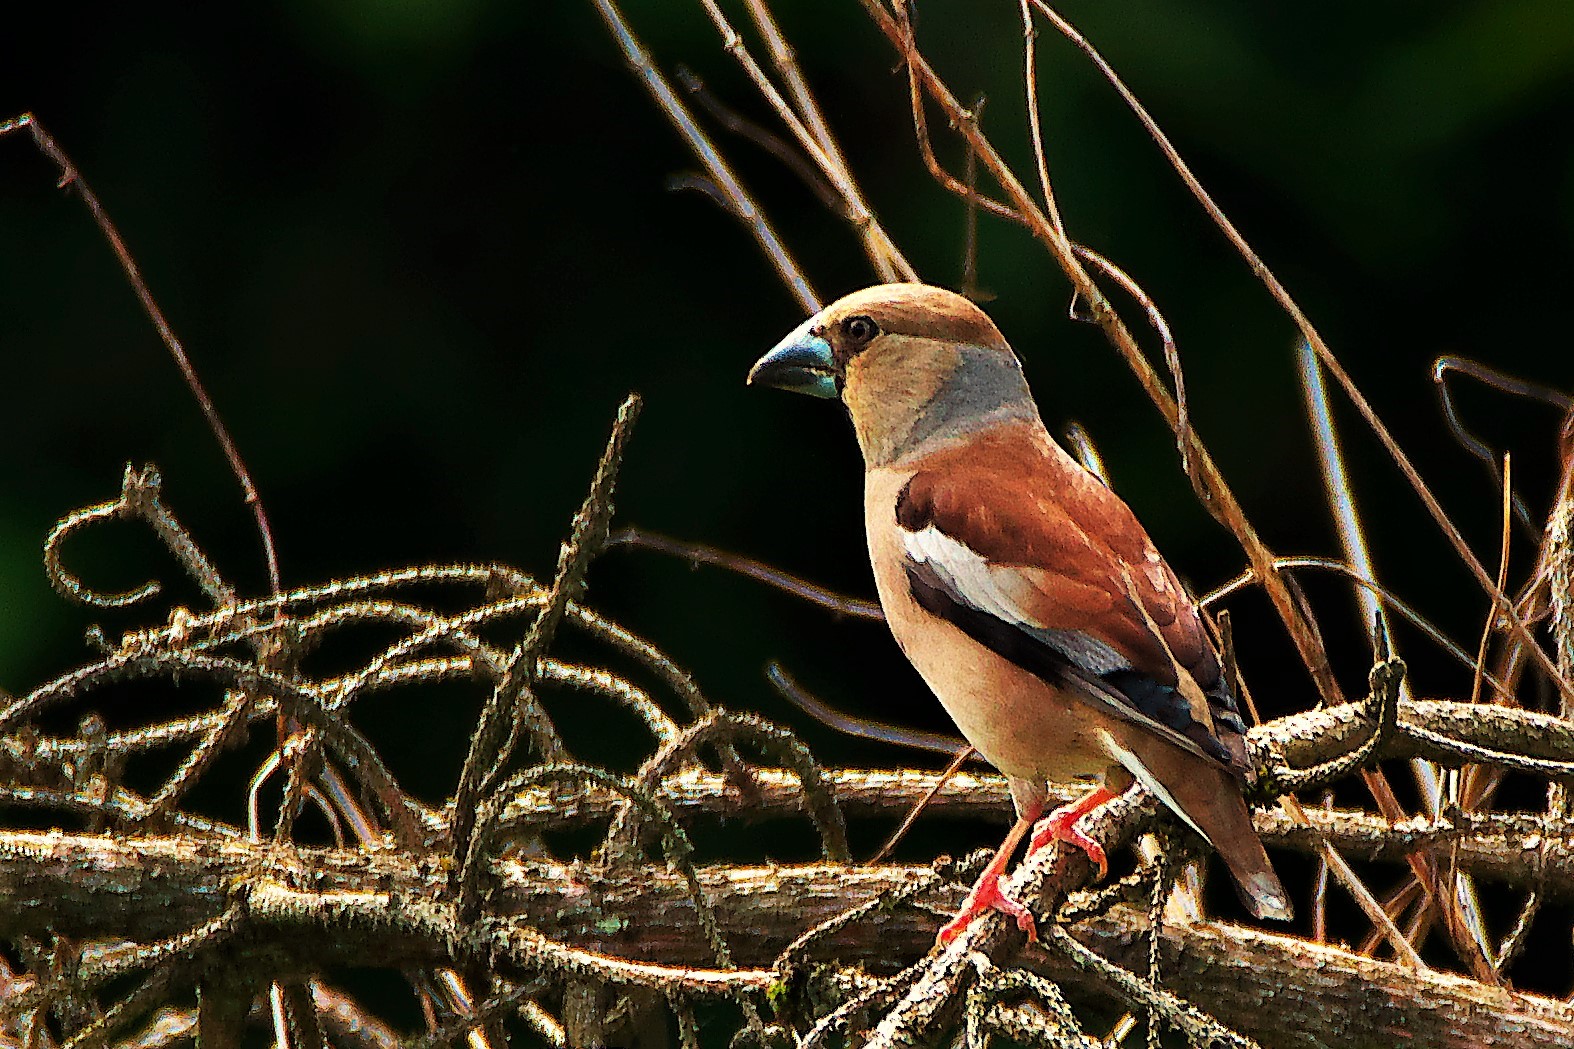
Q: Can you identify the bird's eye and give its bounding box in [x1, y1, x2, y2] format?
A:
[844, 315, 879, 345]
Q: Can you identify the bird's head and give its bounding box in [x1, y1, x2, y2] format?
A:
[748, 283, 1036, 466]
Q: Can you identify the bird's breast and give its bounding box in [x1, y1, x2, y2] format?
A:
[863, 467, 1110, 785]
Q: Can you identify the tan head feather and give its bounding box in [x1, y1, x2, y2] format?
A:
[808, 284, 1033, 467]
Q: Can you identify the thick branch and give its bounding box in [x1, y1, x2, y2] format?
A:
[3, 833, 1569, 1048]
[1253, 807, 1574, 901]
[493, 696, 1574, 828]
[495, 766, 1031, 833]
[1050, 912, 1574, 1049]
[495, 761, 1574, 901]
[1263, 698, 1574, 778]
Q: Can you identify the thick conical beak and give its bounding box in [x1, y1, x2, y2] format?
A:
[747, 315, 838, 399]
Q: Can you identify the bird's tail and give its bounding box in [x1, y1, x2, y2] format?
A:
[1175, 767, 1292, 921]
[1104, 733, 1292, 921]
[1213, 811, 1293, 921]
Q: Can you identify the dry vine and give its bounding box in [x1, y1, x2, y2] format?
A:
[3, 3, 1573, 1048]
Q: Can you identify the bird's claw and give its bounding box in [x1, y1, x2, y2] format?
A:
[1028, 793, 1112, 878]
[937, 872, 1039, 945]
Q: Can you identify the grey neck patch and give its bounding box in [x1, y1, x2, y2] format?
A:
[887, 345, 1041, 463]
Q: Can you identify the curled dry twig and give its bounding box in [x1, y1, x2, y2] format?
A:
[0, 452, 798, 1041]
[0, 114, 282, 600]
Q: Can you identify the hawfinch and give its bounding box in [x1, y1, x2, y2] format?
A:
[748, 283, 1291, 943]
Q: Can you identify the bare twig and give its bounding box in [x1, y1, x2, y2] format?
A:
[696, 0, 915, 283]
[0, 114, 282, 598]
[43, 464, 236, 609]
[766, 661, 969, 756]
[1202, 555, 1512, 696]
[674, 66, 843, 213]
[1017, 3, 1572, 709]
[450, 397, 640, 900]
[1433, 357, 1571, 537]
[586, 1, 818, 312]
[867, 743, 975, 864]
[607, 527, 884, 620]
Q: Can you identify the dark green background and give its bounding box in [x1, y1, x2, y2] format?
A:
[3, 0, 1573, 1013]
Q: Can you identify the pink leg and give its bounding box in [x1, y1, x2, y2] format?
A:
[1027, 787, 1116, 878]
[937, 814, 1041, 945]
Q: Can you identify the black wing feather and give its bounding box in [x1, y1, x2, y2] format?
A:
[906, 561, 1240, 770]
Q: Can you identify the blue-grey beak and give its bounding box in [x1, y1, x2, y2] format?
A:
[747, 315, 838, 399]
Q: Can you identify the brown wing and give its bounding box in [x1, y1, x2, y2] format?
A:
[895, 423, 1248, 772]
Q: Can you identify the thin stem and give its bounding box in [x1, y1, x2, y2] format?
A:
[587, 1, 819, 312]
[0, 114, 282, 598]
[1022, 1, 1571, 708]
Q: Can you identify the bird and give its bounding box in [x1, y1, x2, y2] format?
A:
[747, 282, 1291, 944]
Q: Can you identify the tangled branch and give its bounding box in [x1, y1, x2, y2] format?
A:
[4, 1, 1573, 1046]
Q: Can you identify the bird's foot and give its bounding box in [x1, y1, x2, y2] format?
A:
[937, 870, 1038, 945]
[1027, 788, 1116, 878]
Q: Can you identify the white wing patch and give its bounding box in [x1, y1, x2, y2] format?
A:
[901, 525, 1031, 627]
[901, 523, 1133, 676]
[899, 515, 1229, 773]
